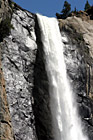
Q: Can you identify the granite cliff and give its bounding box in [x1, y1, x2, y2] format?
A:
[0, 0, 93, 140]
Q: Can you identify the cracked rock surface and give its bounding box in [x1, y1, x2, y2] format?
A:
[1, 8, 37, 140]
[0, 52, 14, 140]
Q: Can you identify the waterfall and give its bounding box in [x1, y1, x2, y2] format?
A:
[36, 14, 88, 140]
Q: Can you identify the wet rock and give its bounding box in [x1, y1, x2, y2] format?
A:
[61, 31, 93, 139]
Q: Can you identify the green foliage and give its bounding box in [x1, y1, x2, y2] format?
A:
[71, 7, 78, 15]
[77, 33, 83, 41]
[8, 0, 15, 9]
[74, 7, 77, 13]
[61, 1, 71, 18]
[84, 0, 91, 11]
[0, 18, 13, 42]
[75, 33, 84, 42]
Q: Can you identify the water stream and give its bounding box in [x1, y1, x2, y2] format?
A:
[37, 14, 88, 140]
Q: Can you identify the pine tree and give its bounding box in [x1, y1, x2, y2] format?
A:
[84, 0, 91, 11]
[61, 1, 71, 18]
[74, 7, 77, 13]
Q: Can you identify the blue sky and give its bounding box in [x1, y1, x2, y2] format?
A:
[13, 0, 93, 17]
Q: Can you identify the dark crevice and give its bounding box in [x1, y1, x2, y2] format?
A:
[22, 25, 32, 36]
[83, 118, 93, 126]
[23, 75, 29, 82]
[1, 120, 11, 127]
[7, 57, 19, 70]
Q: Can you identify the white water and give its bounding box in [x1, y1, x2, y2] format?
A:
[37, 14, 88, 140]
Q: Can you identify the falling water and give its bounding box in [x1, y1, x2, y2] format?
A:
[36, 14, 88, 140]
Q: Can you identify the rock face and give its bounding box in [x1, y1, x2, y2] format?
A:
[0, 52, 14, 140]
[59, 17, 93, 98]
[58, 17, 93, 139]
[0, 0, 14, 139]
[0, 1, 93, 140]
[1, 5, 37, 140]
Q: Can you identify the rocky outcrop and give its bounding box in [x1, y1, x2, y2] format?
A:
[58, 17, 93, 56]
[56, 10, 90, 21]
[71, 10, 90, 21]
